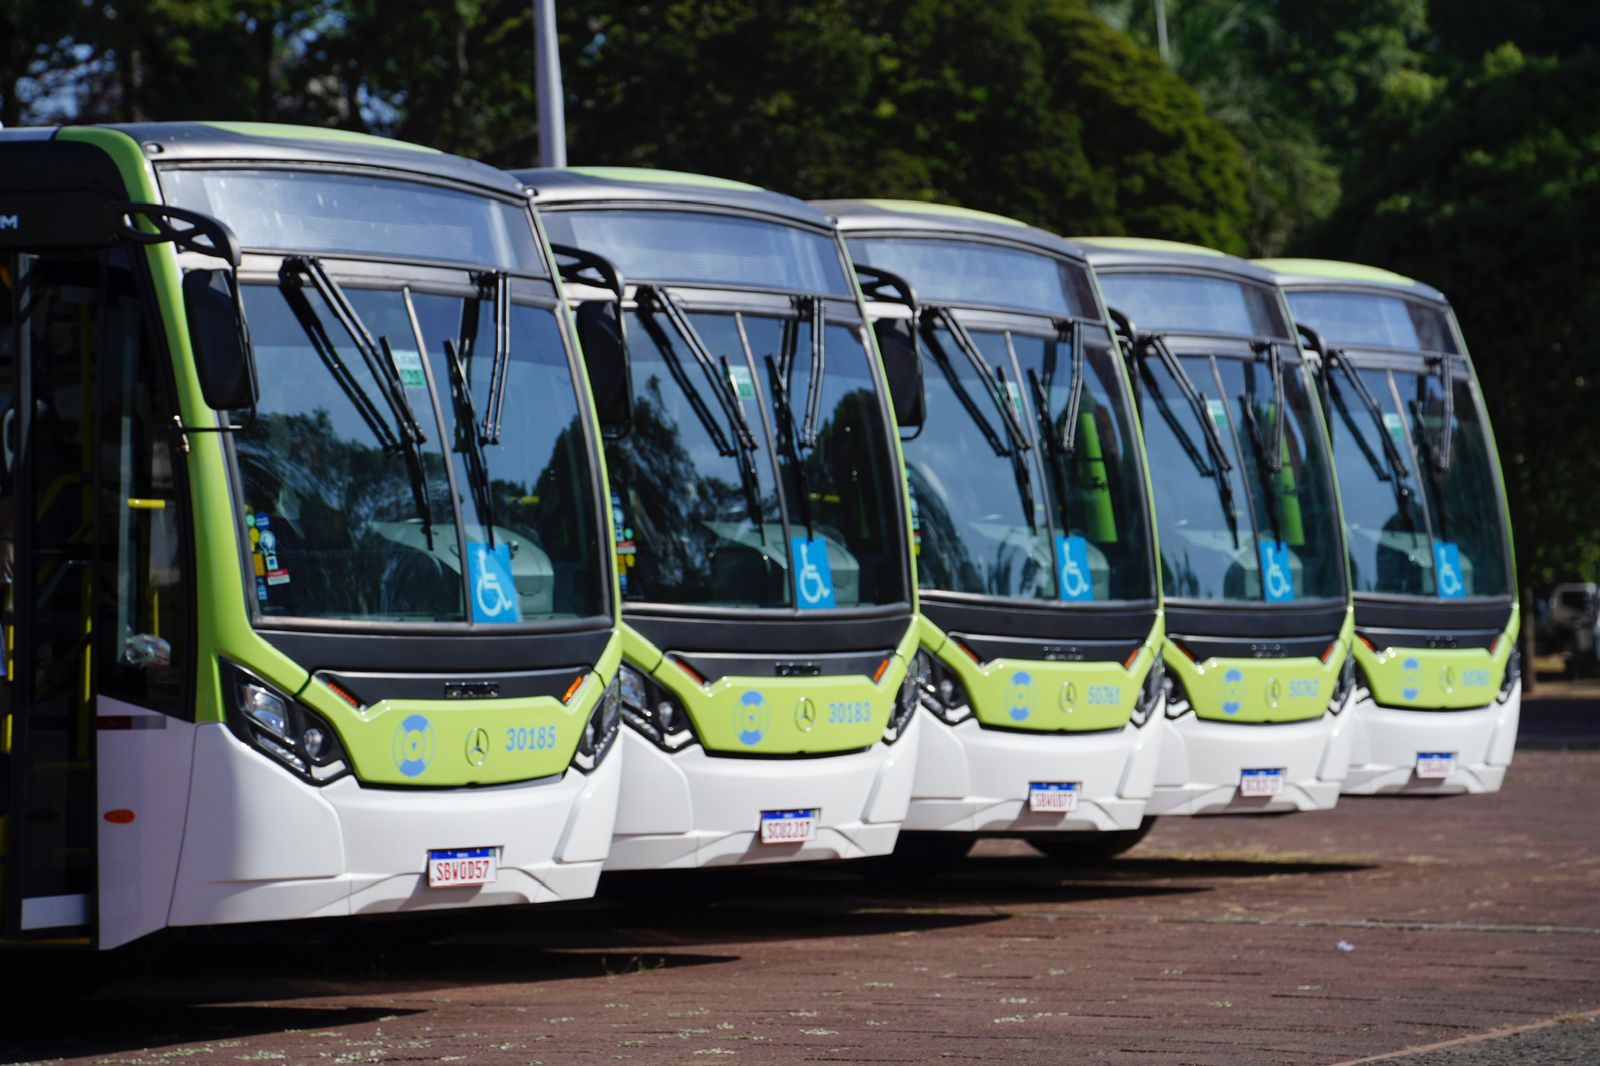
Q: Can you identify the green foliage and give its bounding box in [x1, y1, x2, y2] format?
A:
[1309, 48, 1600, 585]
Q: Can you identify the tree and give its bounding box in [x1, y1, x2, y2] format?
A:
[1308, 45, 1600, 588]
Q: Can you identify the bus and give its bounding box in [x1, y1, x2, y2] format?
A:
[1080, 239, 1355, 815]
[1257, 259, 1520, 794]
[0, 122, 623, 950]
[513, 167, 922, 869]
[820, 200, 1167, 859]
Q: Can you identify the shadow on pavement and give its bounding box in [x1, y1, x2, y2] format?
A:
[0, 1004, 414, 1063]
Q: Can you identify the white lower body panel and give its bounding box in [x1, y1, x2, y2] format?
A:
[1341, 683, 1520, 795]
[901, 712, 1163, 834]
[167, 723, 621, 928]
[603, 711, 920, 870]
[1147, 709, 1351, 816]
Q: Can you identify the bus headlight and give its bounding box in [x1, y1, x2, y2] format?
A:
[1130, 658, 1164, 726]
[571, 675, 622, 773]
[882, 655, 922, 744]
[919, 651, 974, 726]
[616, 662, 697, 753]
[222, 660, 350, 785]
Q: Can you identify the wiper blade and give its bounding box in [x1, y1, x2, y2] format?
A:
[1059, 319, 1087, 458]
[1239, 395, 1284, 545]
[766, 352, 814, 541]
[797, 296, 826, 448]
[1250, 340, 1286, 474]
[1029, 319, 1086, 530]
[444, 338, 497, 549]
[1134, 334, 1238, 548]
[1142, 334, 1233, 477]
[919, 313, 1007, 456]
[1425, 352, 1455, 473]
[461, 271, 511, 445]
[993, 360, 1037, 531]
[279, 256, 434, 547]
[635, 286, 764, 532]
[640, 285, 759, 452]
[935, 307, 1032, 457]
[1328, 347, 1413, 493]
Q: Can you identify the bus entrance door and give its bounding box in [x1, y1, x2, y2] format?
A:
[1, 250, 100, 942]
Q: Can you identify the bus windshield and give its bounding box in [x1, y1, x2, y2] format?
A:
[1103, 275, 1343, 604]
[544, 209, 907, 612]
[166, 167, 605, 625]
[1288, 291, 1511, 599]
[899, 312, 1152, 603]
[846, 236, 1098, 318]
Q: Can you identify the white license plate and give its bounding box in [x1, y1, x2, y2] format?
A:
[427, 847, 498, 887]
[1028, 782, 1081, 812]
[1239, 768, 1285, 797]
[1416, 752, 1457, 779]
[759, 808, 818, 845]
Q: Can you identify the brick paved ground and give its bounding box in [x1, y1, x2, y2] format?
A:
[5, 691, 1598, 1066]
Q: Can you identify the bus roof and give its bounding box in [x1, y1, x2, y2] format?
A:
[817, 199, 1091, 264]
[16, 121, 528, 199]
[513, 166, 832, 229]
[1253, 258, 1449, 304]
[1076, 236, 1280, 285]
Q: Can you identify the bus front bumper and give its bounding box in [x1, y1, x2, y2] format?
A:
[899, 714, 1163, 834]
[1341, 682, 1520, 795]
[602, 712, 920, 870]
[1146, 709, 1352, 816]
[168, 723, 622, 927]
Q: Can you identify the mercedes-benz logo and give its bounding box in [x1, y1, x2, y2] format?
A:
[466, 727, 490, 766]
[795, 697, 817, 732]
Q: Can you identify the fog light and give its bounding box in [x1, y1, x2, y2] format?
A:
[302, 726, 327, 759]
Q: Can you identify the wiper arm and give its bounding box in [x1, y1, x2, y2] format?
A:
[766, 352, 814, 541]
[1142, 333, 1234, 478]
[935, 307, 1032, 457]
[1060, 319, 1087, 458]
[1425, 352, 1455, 473]
[641, 285, 759, 452]
[1029, 367, 1071, 532]
[994, 360, 1037, 531]
[798, 296, 826, 448]
[1239, 396, 1284, 545]
[1327, 347, 1413, 493]
[462, 271, 511, 445]
[1250, 340, 1286, 474]
[919, 314, 1007, 456]
[635, 286, 764, 532]
[444, 338, 497, 549]
[1134, 334, 1238, 548]
[280, 256, 434, 547]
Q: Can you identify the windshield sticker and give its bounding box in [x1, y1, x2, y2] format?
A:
[1206, 398, 1229, 429]
[467, 542, 523, 623]
[246, 510, 290, 590]
[1383, 411, 1406, 443]
[1054, 534, 1095, 601]
[611, 491, 635, 595]
[1258, 539, 1296, 602]
[390, 347, 427, 389]
[1434, 541, 1465, 599]
[791, 535, 838, 610]
[727, 363, 755, 398]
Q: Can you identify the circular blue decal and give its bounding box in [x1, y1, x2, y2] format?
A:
[1222, 668, 1245, 715]
[736, 690, 769, 746]
[393, 713, 436, 777]
[1008, 671, 1034, 721]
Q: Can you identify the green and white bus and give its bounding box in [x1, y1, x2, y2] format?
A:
[1258, 259, 1520, 794]
[822, 200, 1166, 857]
[1081, 239, 1355, 814]
[515, 168, 922, 869]
[0, 122, 623, 949]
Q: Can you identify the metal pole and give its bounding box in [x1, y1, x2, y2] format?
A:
[533, 0, 567, 166]
[1154, 0, 1169, 62]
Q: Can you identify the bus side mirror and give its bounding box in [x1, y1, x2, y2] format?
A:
[183, 269, 258, 412]
[576, 301, 632, 439]
[873, 318, 925, 432]
[1107, 307, 1137, 360]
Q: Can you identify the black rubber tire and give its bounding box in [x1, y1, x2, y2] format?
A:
[1027, 817, 1156, 862]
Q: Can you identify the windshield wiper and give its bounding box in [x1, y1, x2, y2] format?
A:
[929, 307, 1037, 529]
[279, 256, 434, 547]
[636, 285, 764, 532]
[1424, 352, 1455, 473]
[1327, 346, 1414, 493]
[443, 339, 497, 549]
[1239, 392, 1284, 545]
[460, 271, 511, 444]
[1250, 340, 1286, 474]
[919, 313, 1007, 456]
[1028, 319, 1087, 530]
[1133, 333, 1238, 548]
[797, 296, 827, 448]
[766, 350, 814, 541]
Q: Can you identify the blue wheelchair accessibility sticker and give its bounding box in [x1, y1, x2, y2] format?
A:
[1434, 541, 1465, 599]
[467, 542, 522, 623]
[791, 536, 837, 610]
[1054, 534, 1095, 602]
[1258, 539, 1295, 602]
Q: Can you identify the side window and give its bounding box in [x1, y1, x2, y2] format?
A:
[96, 252, 191, 715]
